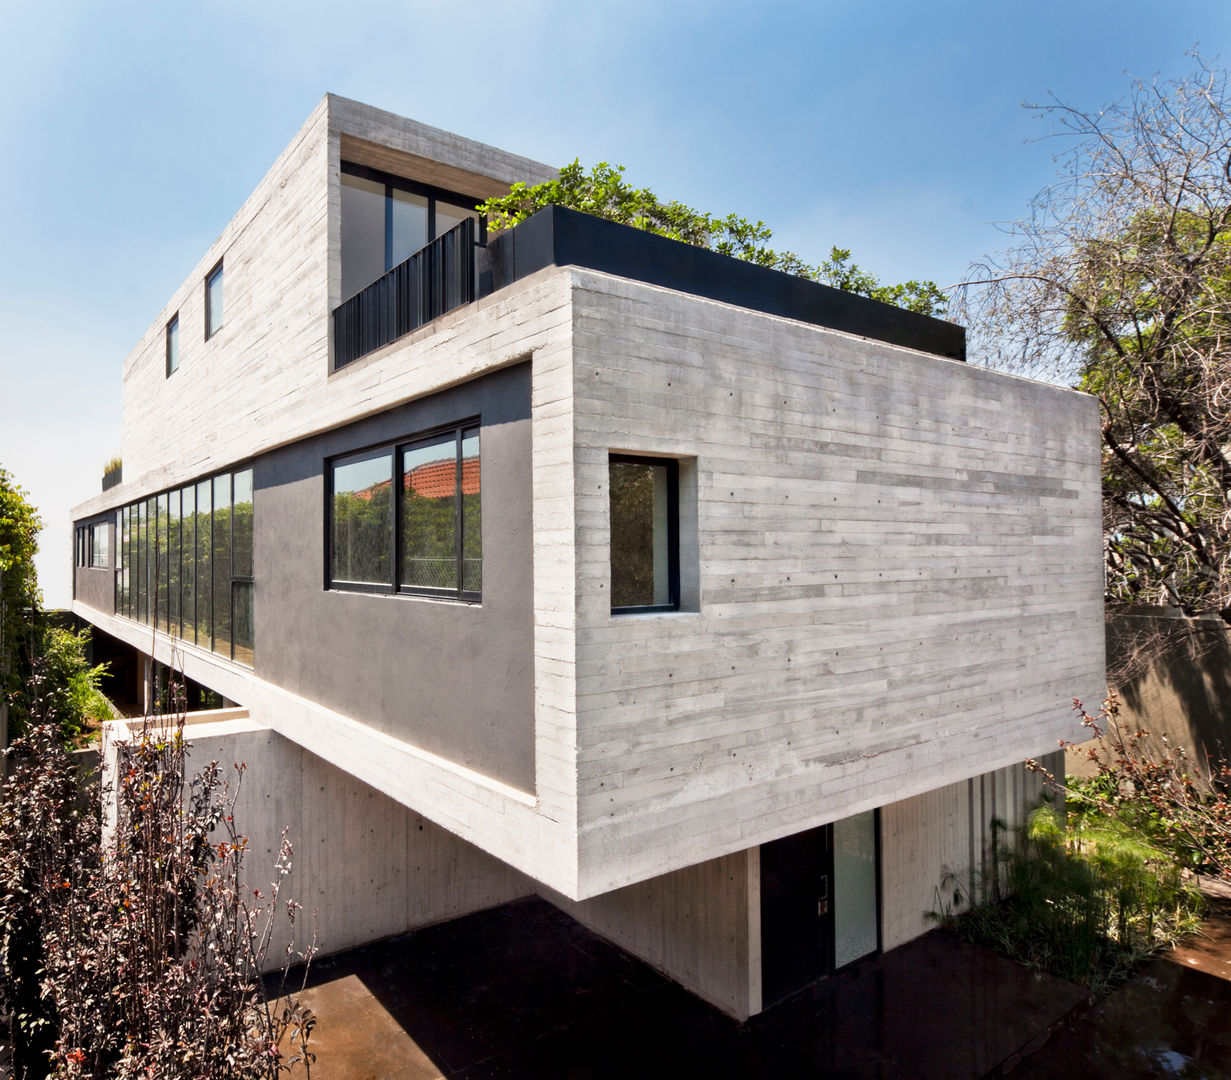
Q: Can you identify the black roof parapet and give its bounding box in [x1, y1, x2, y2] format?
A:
[485, 205, 965, 363]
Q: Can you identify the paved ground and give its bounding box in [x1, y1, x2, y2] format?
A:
[1011, 895, 1231, 1079]
[288, 896, 1088, 1079]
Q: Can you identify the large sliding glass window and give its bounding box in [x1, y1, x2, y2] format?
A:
[400, 433, 460, 592]
[181, 484, 195, 645]
[196, 479, 212, 647]
[330, 449, 394, 588]
[113, 464, 254, 668]
[137, 500, 148, 624]
[328, 423, 480, 601]
[167, 489, 180, 633]
[116, 507, 129, 614]
[89, 522, 110, 569]
[340, 163, 483, 301]
[156, 493, 169, 633]
[211, 475, 231, 657]
[231, 469, 254, 667]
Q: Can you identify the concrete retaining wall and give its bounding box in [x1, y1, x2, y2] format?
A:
[100, 712, 532, 966]
[1080, 610, 1231, 774]
[543, 848, 760, 1019]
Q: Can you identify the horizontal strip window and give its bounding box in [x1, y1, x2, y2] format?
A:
[113, 464, 255, 668]
[328, 422, 480, 601]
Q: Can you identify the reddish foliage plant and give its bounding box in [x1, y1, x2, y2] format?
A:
[1029, 694, 1231, 879]
[0, 688, 314, 1079]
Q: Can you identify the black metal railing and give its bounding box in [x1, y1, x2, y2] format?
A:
[333, 217, 477, 369]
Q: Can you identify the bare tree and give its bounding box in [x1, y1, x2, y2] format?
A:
[955, 57, 1231, 624]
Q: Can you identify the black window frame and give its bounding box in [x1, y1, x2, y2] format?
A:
[166, 313, 180, 375]
[89, 522, 110, 569]
[326, 419, 481, 603]
[609, 453, 680, 615]
[340, 162, 486, 291]
[204, 260, 224, 340]
[112, 463, 255, 669]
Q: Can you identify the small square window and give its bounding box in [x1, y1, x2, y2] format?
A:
[166, 314, 180, 375]
[205, 261, 224, 339]
[609, 455, 679, 613]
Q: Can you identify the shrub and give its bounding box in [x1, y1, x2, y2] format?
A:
[23, 626, 113, 746]
[937, 804, 1204, 994]
[1038, 694, 1231, 880]
[0, 686, 314, 1078]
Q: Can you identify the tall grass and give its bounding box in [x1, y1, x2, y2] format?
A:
[937, 805, 1205, 994]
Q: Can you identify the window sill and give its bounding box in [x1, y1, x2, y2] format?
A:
[610, 609, 700, 620]
[328, 586, 482, 608]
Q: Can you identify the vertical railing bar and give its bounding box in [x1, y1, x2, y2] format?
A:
[332, 220, 476, 370]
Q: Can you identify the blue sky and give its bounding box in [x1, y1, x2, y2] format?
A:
[2, 0, 1227, 606]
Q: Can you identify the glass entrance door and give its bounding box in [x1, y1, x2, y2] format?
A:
[759, 810, 880, 1007]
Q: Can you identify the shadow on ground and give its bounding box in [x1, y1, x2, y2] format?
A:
[1012, 895, 1231, 1079]
[285, 896, 1088, 1080]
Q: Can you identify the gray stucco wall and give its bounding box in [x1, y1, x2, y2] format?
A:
[254, 362, 534, 792]
[73, 515, 115, 615]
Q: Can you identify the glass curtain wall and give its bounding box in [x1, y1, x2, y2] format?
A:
[113, 465, 255, 667]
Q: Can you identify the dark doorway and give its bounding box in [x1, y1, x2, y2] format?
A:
[760, 810, 880, 1008]
[760, 824, 832, 1006]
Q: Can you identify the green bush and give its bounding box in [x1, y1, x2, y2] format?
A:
[26, 627, 113, 745]
[938, 804, 1205, 994]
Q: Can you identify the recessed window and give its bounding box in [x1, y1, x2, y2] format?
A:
[609, 455, 679, 613]
[340, 163, 484, 300]
[328, 423, 480, 600]
[166, 314, 180, 375]
[205, 261, 224, 339]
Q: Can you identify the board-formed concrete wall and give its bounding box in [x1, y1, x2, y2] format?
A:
[75, 95, 553, 523]
[101, 713, 533, 964]
[543, 848, 760, 1019]
[879, 750, 1063, 951]
[76, 262, 1104, 903]
[567, 269, 1104, 895]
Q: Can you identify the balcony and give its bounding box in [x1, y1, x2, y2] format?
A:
[332, 207, 965, 372]
[333, 217, 476, 370]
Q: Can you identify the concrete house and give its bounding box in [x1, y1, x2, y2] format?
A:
[70, 95, 1105, 1019]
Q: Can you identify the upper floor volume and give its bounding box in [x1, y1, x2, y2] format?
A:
[71, 92, 1103, 912]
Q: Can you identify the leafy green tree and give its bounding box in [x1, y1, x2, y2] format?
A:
[1, 467, 43, 742]
[958, 58, 1231, 624]
[1, 467, 112, 743]
[478, 160, 947, 316]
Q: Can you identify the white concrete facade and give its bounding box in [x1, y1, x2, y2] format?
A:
[74, 96, 1105, 1018]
